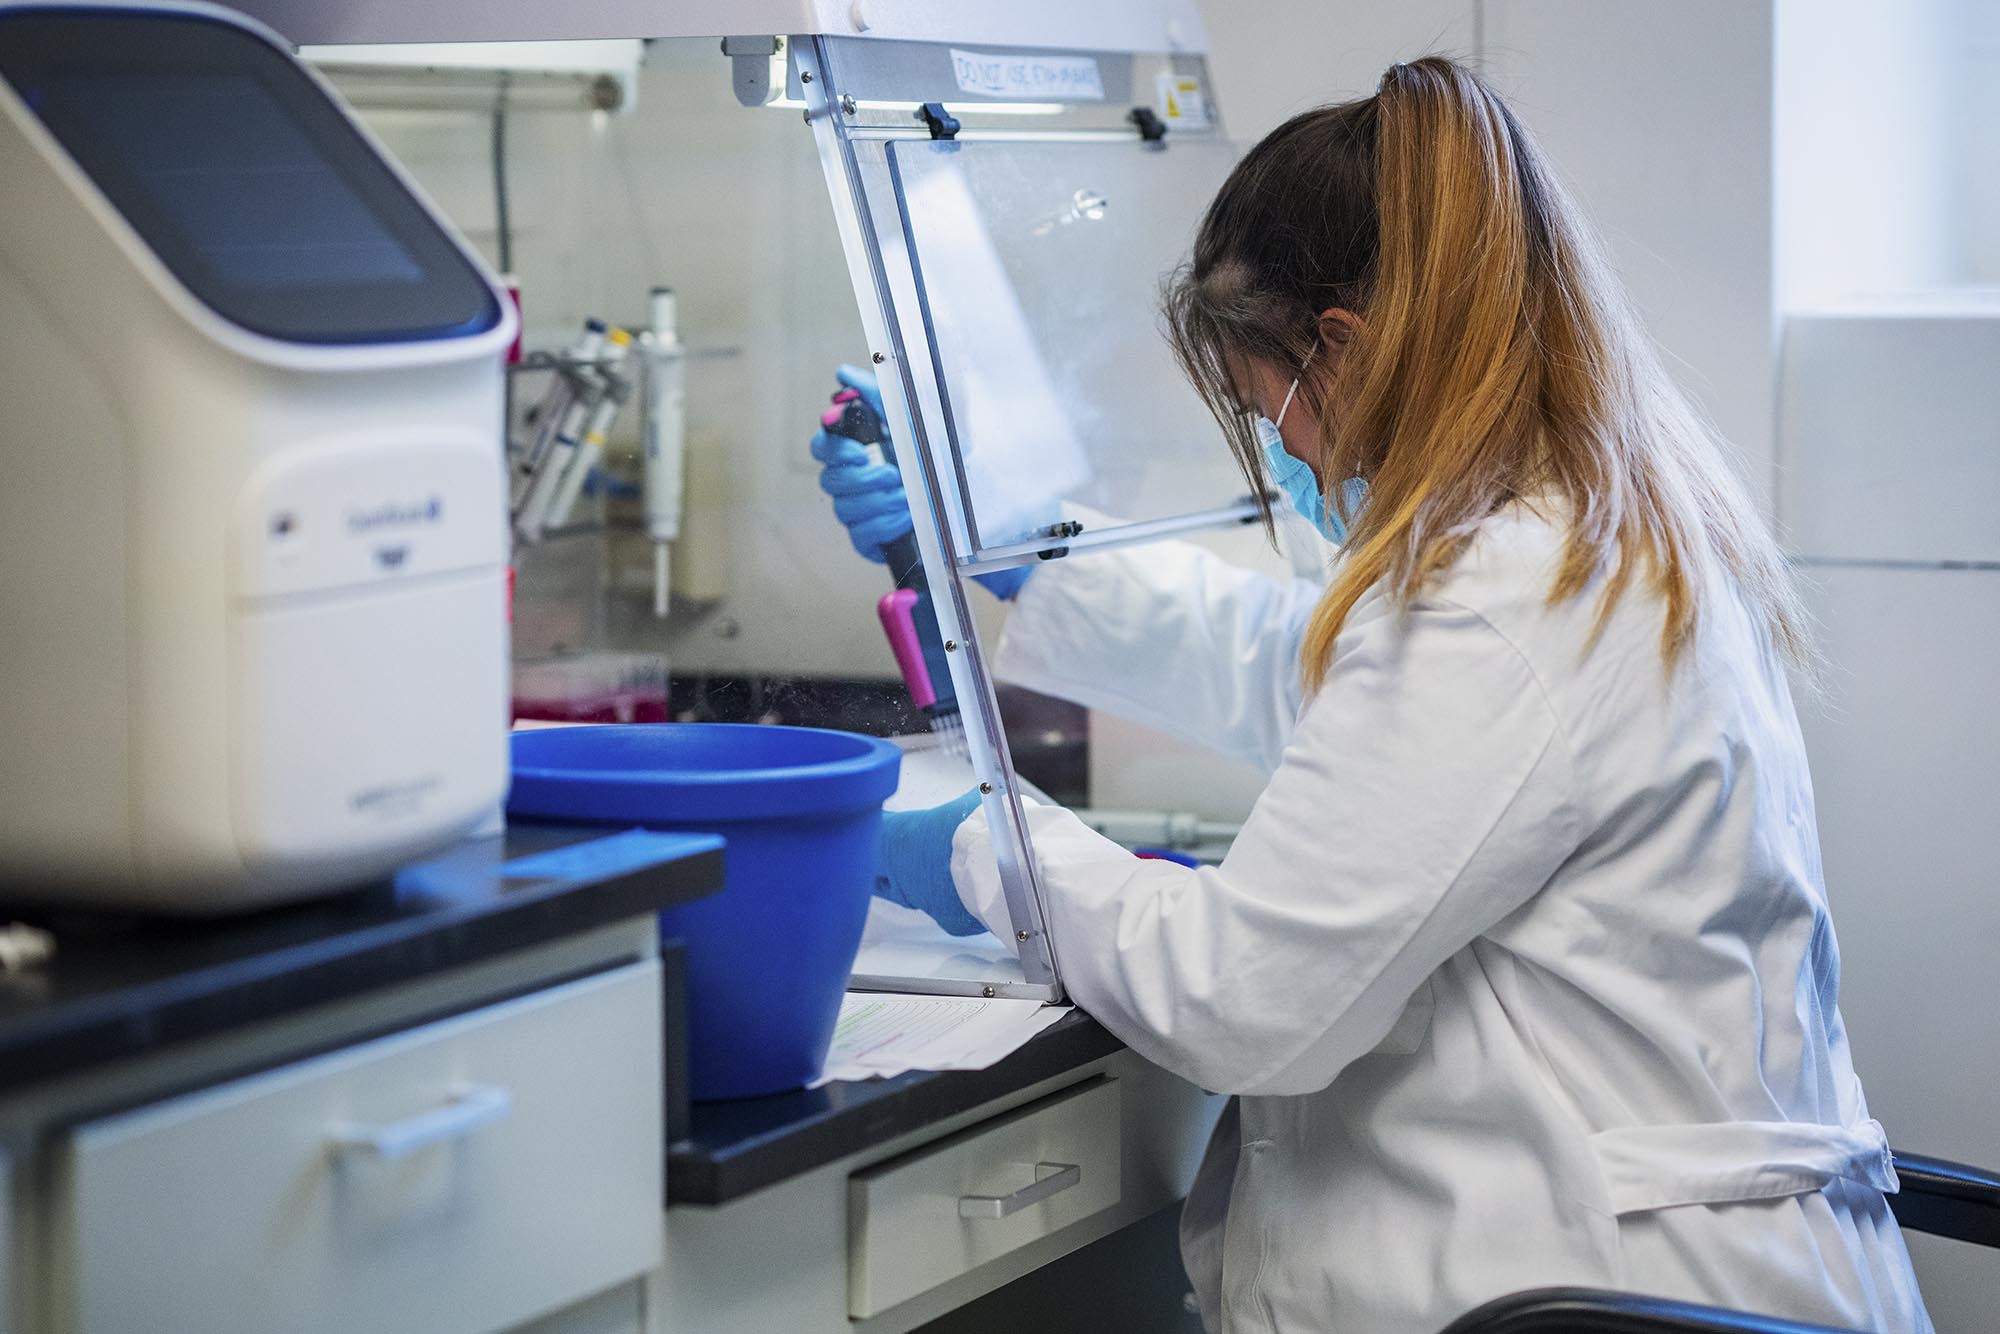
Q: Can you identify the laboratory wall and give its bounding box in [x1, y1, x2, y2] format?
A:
[1776, 0, 2000, 304]
[1478, 0, 1779, 510]
[1201, 0, 1475, 134]
[1972, 0, 2000, 283]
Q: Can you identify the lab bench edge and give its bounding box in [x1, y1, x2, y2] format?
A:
[667, 1008, 1127, 1206]
[0, 824, 726, 1094]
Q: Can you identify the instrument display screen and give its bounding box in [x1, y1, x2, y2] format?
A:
[0, 9, 501, 345]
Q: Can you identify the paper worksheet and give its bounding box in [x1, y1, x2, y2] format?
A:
[814, 992, 1070, 1086]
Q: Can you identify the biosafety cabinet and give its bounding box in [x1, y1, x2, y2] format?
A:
[233, 0, 1273, 1002]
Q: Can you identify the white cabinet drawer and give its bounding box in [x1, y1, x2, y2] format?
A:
[848, 1077, 1121, 1318]
[58, 960, 663, 1334]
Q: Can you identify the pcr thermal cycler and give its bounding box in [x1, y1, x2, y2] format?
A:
[0, 2, 517, 910]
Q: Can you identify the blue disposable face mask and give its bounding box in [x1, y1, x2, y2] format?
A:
[1256, 417, 1344, 541]
[1255, 358, 1363, 543]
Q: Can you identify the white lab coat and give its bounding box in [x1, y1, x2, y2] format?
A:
[949, 505, 1934, 1334]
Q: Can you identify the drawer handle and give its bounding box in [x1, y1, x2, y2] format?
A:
[329, 1085, 513, 1162]
[958, 1162, 1082, 1219]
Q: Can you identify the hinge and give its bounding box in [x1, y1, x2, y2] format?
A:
[919, 102, 961, 140]
[1037, 519, 1084, 561]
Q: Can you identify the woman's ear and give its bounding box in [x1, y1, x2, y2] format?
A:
[1307, 310, 1363, 397]
[1317, 307, 1363, 348]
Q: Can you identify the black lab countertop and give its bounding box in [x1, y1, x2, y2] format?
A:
[0, 823, 725, 1094]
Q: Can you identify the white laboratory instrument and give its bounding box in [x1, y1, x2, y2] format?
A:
[0, 1, 518, 911]
[640, 286, 687, 618]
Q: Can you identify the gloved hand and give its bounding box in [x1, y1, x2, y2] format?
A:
[874, 788, 988, 936]
[812, 365, 909, 562]
[810, 365, 1034, 601]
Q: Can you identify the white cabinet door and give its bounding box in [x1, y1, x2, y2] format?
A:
[1798, 563, 2000, 1333]
[1781, 310, 2000, 563]
[60, 961, 663, 1334]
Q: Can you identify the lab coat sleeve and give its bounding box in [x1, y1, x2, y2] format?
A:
[953, 595, 1586, 1096]
[992, 538, 1324, 772]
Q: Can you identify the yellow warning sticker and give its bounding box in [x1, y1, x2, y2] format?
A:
[1155, 71, 1210, 129]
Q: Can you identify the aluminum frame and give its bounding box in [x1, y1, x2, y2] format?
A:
[798, 35, 1233, 1001]
[800, 36, 1061, 1001]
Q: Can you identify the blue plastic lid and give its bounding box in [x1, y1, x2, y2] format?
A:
[508, 723, 903, 824]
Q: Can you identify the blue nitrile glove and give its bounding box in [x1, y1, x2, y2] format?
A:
[874, 788, 988, 936]
[812, 366, 910, 562]
[809, 366, 1033, 601]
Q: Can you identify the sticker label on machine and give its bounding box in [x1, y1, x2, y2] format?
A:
[950, 48, 1105, 101]
[1155, 71, 1210, 128]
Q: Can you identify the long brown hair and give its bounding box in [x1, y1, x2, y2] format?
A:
[1165, 57, 1811, 694]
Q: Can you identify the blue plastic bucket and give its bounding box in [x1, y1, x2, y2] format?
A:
[507, 723, 902, 1100]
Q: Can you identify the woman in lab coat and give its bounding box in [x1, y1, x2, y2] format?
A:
[817, 58, 1933, 1334]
